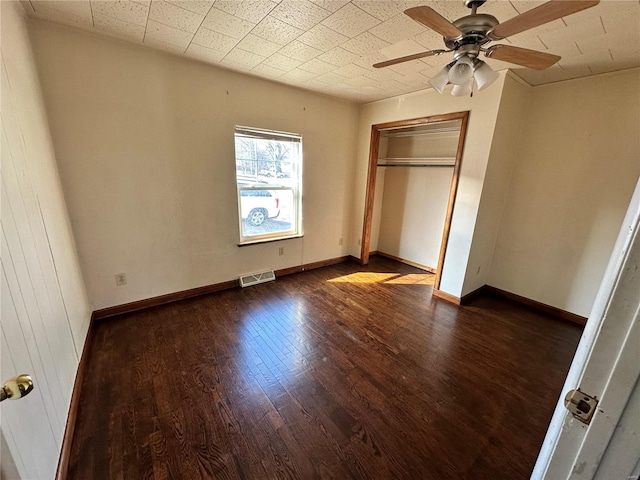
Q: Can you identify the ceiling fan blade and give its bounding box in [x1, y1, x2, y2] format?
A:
[405, 6, 463, 38]
[489, 0, 600, 40]
[373, 50, 445, 69]
[485, 45, 560, 70]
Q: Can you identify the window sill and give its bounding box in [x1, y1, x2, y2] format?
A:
[238, 234, 304, 247]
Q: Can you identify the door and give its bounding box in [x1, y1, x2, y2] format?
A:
[532, 177, 640, 479]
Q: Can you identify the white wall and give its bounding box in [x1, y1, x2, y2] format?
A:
[1, 2, 91, 478]
[462, 74, 532, 295]
[488, 69, 640, 316]
[28, 20, 360, 310]
[355, 74, 506, 296]
[377, 167, 454, 269]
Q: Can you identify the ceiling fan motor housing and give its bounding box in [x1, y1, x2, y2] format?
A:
[445, 14, 499, 52]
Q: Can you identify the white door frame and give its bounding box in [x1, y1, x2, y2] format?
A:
[532, 177, 640, 479]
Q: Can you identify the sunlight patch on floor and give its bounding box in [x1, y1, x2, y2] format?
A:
[328, 272, 434, 284]
[328, 272, 400, 283]
[385, 273, 434, 285]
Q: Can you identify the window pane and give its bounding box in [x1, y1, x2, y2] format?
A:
[234, 127, 302, 244]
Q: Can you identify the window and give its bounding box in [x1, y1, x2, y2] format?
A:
[234, 126, 303, 244]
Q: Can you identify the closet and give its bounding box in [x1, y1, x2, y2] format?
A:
[361, 112, 469, 290]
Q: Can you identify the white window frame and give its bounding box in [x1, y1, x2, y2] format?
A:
[234, 126, 303, 245]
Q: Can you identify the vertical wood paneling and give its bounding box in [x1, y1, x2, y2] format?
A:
[1, 2, 91, 478]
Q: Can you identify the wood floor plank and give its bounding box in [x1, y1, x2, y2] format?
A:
[68, 257, 582, 479]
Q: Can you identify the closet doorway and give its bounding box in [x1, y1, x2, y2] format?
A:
[360, 111, 469, 291]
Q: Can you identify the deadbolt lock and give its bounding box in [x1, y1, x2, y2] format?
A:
[564, 388, 598, 425]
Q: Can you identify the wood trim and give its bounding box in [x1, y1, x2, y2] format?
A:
[94, 279, 240, 320]
[483, 286, 587, 325]
[360, 111, 470, 296]
[375, 251, 436, 273]
[431, 288, 462, 305]
[56, 313, 96, 480]
[360, 126, 381, 265]
[434, 111, 469, 291]
[460, 285, 488, 304]
[274, 255, 352, 277]
[95, 256, 354, 320]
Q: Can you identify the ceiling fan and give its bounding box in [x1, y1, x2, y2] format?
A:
[374, 0, 600, 96]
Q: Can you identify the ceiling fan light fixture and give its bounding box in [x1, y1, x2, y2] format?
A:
[429, 63, 453, 94]
[451, 79, 473, 97]
[448, 55, 474, 85]
[473, 60, 499, 90]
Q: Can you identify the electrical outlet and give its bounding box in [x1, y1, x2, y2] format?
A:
[477, 265, 481, 274]
[278, 247, 284, 256]
[357, 238, 361, 245]
[115, 273, 127, 286]
[339, 237, 343, 246]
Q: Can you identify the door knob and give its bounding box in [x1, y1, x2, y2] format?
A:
[0, 374, 34, 402]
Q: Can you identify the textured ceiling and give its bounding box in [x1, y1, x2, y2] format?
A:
[20, 0, 640, 103]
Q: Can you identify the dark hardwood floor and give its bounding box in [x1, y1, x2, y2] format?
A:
[68, 257, 582, 479]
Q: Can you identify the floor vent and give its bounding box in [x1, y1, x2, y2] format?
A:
[239, 270, 276, 288]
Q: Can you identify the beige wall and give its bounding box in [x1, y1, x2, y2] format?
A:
[488, 69, 640, 316]
[377, 167, 454, 269]
[1, 2, 91, 477]
[462, 74, 532, 295]
[29, 20, 359, 310]
[355, 74, 506, 296]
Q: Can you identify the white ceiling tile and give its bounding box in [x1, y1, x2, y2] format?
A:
[262, 53, 302, 71]
[149, 1, 204, 33]
[313, 71, 347, 85]
[332, 63, 370, 78]
[93, 12, 146, 41]
[352, 51, 386, 69]
[413, 29, 445, 51]
[557, 62, 592, 80]
[31, 3, 94, 29]
[214, 0, 278, 23]
[342, 75, 382, 88]
[145, 20, 194, 49]
[223, 48, 266, 67]
[538, 16, 604, 49]
[341, 32, 390, 56]
[236, 34, 282, 57]
[144, 37, 189, 53]
[278, 41, 322, 62]
[91, 1, 150, 26]
[321, 3, 380, 38]
[280, 68, 318, 82]
[252, 15, 304, 45]
[165, 0, 214, 16]
[191, 26, 238, 52]
[298, 57, 336, 74]
[201, 7, 255, 39]
[598, 1, 640, 31]
[352, 1, 410, 21]
[269, 0, 331, 30]
[547, 42, 582, 58]
[297, 23, 348, 51]
[368, 15, 425, 44]
[576, 30, 628, 55]
[317, 47, 360, 67]
[32, 1, 93, 22]
[380, 39, 425, 59]
[21, 0, 640, 103]
[251, 63, 287, 77]
[308, 0, 349, 13]
[185, 43, 226, 62]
